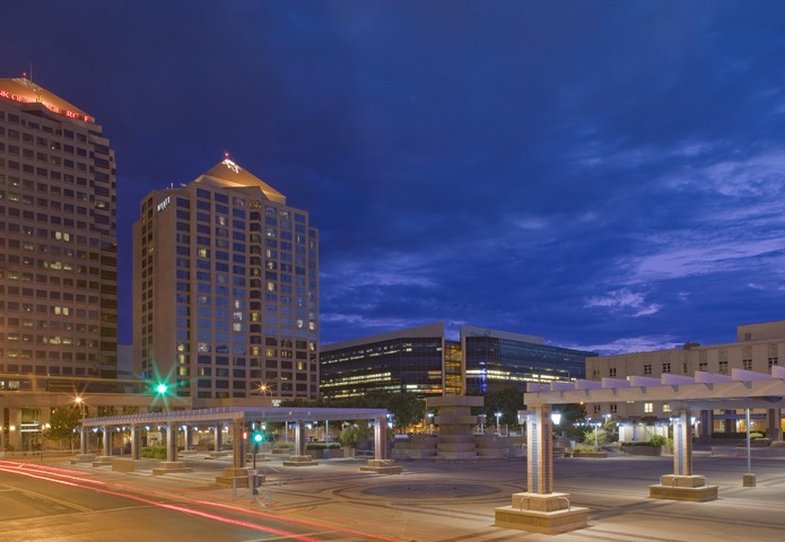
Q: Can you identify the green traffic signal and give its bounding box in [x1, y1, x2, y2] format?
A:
[155, 383, 168, 395]
[252, 431, 264, 443]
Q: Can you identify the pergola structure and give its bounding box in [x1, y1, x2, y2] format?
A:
[495, 366, 785, 534]
[76, 406, 401, 478]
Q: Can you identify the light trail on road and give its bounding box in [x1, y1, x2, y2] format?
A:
[0, 461, 404, 541]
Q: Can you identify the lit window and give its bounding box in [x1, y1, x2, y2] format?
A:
[644, 402, 653, 413]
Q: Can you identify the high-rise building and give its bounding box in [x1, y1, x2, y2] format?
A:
[134, 159, 319, 404]
[0, 77, 118, 381]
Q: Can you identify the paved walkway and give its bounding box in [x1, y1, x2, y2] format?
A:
[34, 449, 785, 541]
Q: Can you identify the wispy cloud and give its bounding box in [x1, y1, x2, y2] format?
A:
[585, 288, 662, 317]
[569, 336, 684, 356]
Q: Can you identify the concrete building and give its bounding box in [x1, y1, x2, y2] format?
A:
[320, 323, 593, 400]
[0, 77, 119, 450]
[133, 159, 319, 404]
[585, 320, 785, 435]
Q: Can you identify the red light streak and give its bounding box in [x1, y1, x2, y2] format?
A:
[0, 460, 405, 541]
[0, 463, 320, 542]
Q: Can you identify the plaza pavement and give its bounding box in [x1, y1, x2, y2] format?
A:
[42, 448, 785, 541]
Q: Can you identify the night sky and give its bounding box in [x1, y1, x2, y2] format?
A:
[2, 2, 784, 353]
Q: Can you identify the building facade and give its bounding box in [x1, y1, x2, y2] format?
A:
[0, 77, 118, 380]
[133, 159, 319, 404]
[320, 323, 448, 399]
[585, 320, 785, 434]
[462, 326, 594, 395]
[0, 77, 119, 450]
[320, 323, 594, 400]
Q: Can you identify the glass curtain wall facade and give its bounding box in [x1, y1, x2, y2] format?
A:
[462, 326, 595, 395]
[134, 159, 318, 403]
[320, 323, 446, 399]
[0, 78, 117, 382]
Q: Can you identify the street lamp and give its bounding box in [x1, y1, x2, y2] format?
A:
[495, 412, 502, 435]
[427, 412, 434, 434]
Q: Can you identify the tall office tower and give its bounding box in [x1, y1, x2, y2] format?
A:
[133, 159, 319, 404]
[0, 78, 118, 380]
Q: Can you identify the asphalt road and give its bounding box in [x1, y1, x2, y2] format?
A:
[0, 461, 377, 542]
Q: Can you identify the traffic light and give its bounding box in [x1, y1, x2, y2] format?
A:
[251, 430, 265, 444]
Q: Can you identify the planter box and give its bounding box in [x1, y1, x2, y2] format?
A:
[621, 444, 663, 456]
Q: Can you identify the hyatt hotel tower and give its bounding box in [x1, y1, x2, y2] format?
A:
[0, 78, 118, 381]
[133, 159, 319, 403]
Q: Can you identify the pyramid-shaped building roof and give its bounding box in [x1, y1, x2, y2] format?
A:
[195, 158, 286, 204]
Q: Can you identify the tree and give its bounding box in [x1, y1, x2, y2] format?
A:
[42, 406, 82, 449]
[482, 386, 524, 427]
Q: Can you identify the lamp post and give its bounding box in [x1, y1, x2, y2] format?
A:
[495, 412, 502, 435]
[427, 412, 434, 434]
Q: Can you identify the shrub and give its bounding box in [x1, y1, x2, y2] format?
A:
[273, 441, 294, 449]
[648, 434, 667, 447]
[306, 442, 341, 450]
[141, 445, 167, 459]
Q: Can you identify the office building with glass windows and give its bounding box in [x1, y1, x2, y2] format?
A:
[320, 323, 593, 399]
[320, 323, 454, 399]
[462, 326, 595, 395]
[133, 158, 319, 404]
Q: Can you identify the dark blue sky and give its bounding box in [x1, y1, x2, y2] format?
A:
[2, 1, 784, 353]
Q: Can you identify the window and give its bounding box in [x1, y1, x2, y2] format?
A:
[769, 357, 779, 368]
[644, 402, 653, 414]
[698, 362, 707, 371]
[609, 404, 617, 414]
[643, 364, 652, 375]
[662, 363, 671, 374]
[719, 360, 729, 375]
[663, 403, 671, 413]
[609, 367, 617, 377]
[743, 359, 753, 370]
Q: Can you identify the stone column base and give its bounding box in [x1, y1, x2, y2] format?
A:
[91, 456, 113, 467]
[214, 466, 266, 488]
[111, 458, 143, 472]
[152, 461, 194, 476]
[494, 492, 589, 534]
[71, 453, 96, 464]
[282, 454, 318, 466]
[743, 473, 756, 487]
[360, 459, 402, 474]
[649, 474, 718, 501]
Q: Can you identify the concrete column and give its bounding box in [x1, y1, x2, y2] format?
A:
[80, 427, 88, 454]
[698, 410, 712, 445]
[294, 420, 304, 456]
[7, 408, 21, 450]
[130, 424, 141, 460]
[214, 425, 222, 451]
[673, 410, 693, 476]
[166, 423, 177, 462]
[373, 416, 388, 461]
[102, 427, 112, 456]
[767, 409, 783, 441]
[183, 425, 190, 450]
[526, 405, 553, 494]
[231, 419, 245, 468]
[723, 410, 734, 433]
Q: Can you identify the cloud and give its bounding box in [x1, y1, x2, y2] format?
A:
[663, 149, 785, 198]
[585, 289, 662, 317]
[569, 336, 684, 356]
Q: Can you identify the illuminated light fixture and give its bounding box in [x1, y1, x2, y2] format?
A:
[551, 412, 562, 426]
